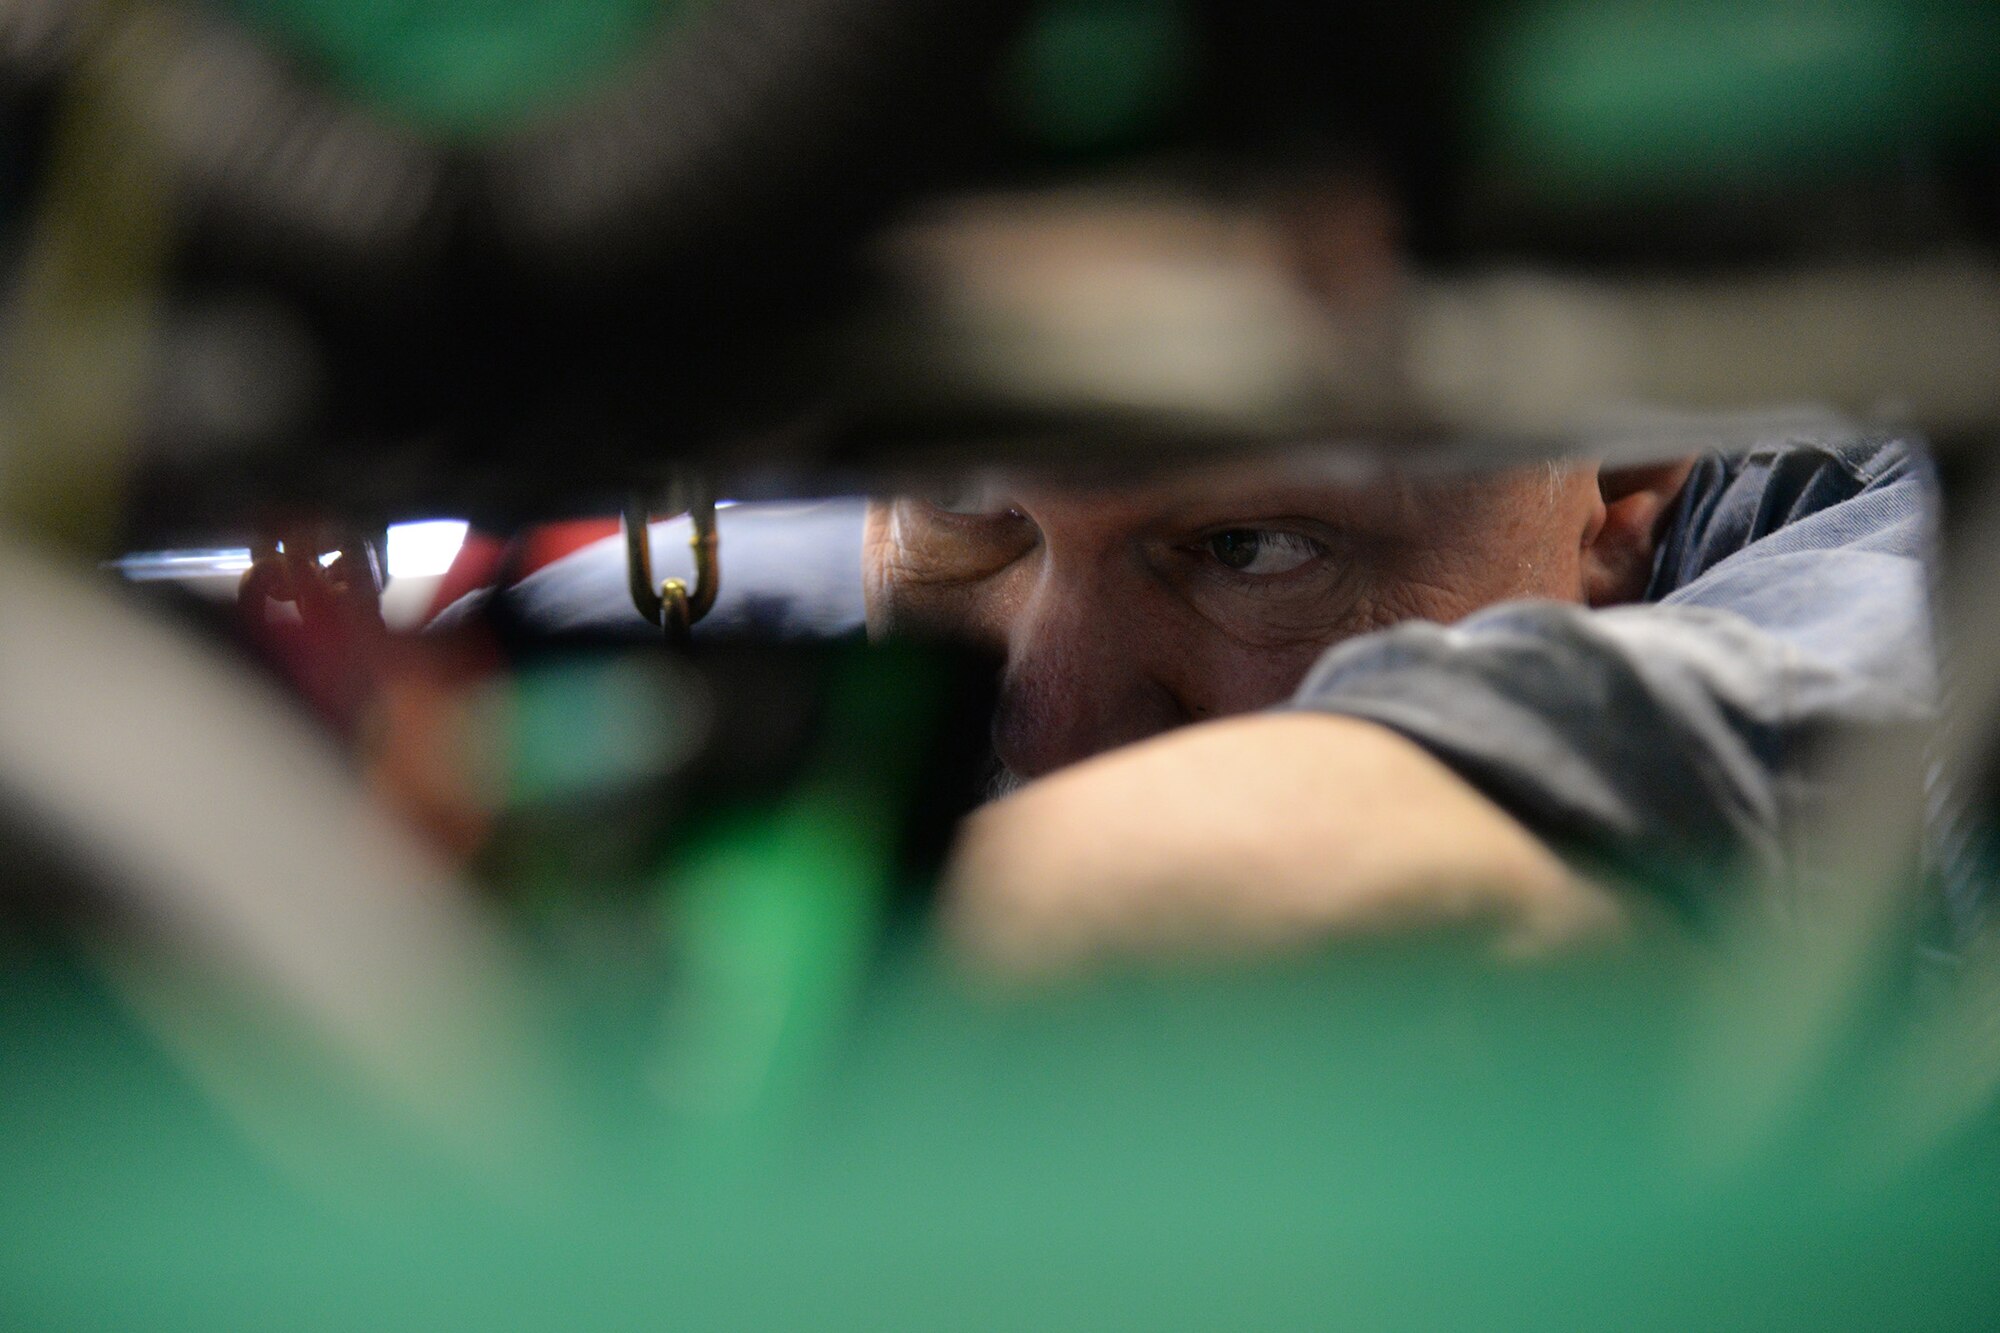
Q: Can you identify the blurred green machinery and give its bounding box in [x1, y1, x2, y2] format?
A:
[1, 1, 1999, 1327]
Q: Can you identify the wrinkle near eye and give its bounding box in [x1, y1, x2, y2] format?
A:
[1175, 556, 1377, 652]
[883, 500, 1039, 587]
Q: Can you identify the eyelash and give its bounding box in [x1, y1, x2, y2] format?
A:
[914, 499, 1026, 529]
[1191, 527, 1330, 581]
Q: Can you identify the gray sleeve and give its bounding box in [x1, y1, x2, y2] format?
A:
[1287, 498, 1936, 906]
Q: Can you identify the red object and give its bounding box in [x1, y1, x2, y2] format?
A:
[424, 517, 622, 623]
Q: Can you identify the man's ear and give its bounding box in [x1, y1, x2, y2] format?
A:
[1582, 458, 1698, 606]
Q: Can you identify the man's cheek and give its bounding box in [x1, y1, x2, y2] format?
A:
[1189, 580, 1401, 658]
[863, 568, 1002, 649]
[1368, 542, 1543, 624]
[1200, 640, 1338, 714]
[1395, 518, 1587, 612]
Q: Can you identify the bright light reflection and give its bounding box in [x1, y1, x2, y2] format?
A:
[385, 520, 469, 580]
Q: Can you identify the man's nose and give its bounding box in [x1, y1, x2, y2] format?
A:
[989, 564, 1187, 781]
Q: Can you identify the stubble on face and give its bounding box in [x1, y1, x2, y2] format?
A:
[985, 757, 1029, 801]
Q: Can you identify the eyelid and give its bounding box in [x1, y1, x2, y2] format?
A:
[1180, 519, 1338, 557]
[906, 500, 1033, 547]
[893, 496, 1038, 583]
[912, 476, 1021, 519]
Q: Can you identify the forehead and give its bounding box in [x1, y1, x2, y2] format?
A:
[979, 455, 1540, 535]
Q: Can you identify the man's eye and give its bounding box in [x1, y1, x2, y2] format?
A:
[1205, 529, 1324, 576]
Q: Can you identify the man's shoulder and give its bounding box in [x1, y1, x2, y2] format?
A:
[1648, 434, 1933, 599]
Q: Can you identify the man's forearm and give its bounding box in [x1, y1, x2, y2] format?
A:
[943, 712, 1628, 973]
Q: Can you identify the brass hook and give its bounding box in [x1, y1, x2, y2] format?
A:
[622, 486, 719, 644]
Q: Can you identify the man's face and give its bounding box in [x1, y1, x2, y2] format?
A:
[865, 459, 1605, 785]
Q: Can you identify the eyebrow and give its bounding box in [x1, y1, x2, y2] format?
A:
[1132, 475, 1411, 531]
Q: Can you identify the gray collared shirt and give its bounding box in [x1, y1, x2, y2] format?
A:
[1288, 435, 1938, 916]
